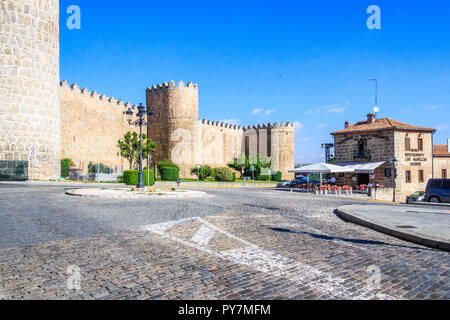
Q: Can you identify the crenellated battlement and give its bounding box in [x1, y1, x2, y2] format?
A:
[146, 80, 198, 93]
[200, 119, 244, 131]
[60, 80, 133, 110]
[198, 119, 295, 132]
[243, 122, 295, 131]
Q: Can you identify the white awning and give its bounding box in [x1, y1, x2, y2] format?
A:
[288, 162, 354, 173]
[336, 161, 386, 174]
[289, 161, 386, 174]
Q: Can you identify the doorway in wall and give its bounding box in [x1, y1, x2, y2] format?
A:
[357, 173, 369, 185]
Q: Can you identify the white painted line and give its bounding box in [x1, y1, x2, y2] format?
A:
[191, 225, 216, 246]
[142, 217, 396, 300]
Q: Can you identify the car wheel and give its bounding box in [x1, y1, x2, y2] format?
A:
[429, 196, 441, 203]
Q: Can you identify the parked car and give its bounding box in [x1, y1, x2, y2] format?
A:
[406, 191, 425, 204]
[277, 180, 292, 188]
[425, 179, 450, 203]
[290, 176, 307, 186]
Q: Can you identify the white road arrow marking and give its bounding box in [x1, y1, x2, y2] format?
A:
[191, 225, 216, 246]
[142, 217, 396, 300]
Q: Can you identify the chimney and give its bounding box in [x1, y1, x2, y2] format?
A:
[345, 121, 349, 128]
[367, 113, 376, 124]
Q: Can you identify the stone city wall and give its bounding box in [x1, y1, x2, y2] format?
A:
[60, 81, 138, 174]
[0, 0, 60, 179]
[147, 81, 295, 179]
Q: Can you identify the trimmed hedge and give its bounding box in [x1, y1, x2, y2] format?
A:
[123, 170, 155, 186]
[157, 160, 179, 175]
[214, 167, 234, 182]
[272, 171, 282, 182]
[257, 171, 282, 181]
[161, 167, 180, 181]
[232, 172, 236, 182]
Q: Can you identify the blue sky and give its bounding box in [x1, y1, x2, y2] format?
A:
[60, 0, 450, 163]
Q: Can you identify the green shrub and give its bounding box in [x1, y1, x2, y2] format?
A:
[214, 167, 234, 182]
[160, 167, 180, 181]
[272, 171, 282, 182]
[157, 159, 179, 175]
[123, 170, 155, 186]
[232, 172, 236, 182]
[88, 162, 112, 174]
[257, 171, 281, 181]
[61, 158, 74, 178]
[191, 165, 212, 180]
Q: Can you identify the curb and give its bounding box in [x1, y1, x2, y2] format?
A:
[405, 201, 450, 208]
[65, 189, 211, 200]
[335, 208, 450, 252]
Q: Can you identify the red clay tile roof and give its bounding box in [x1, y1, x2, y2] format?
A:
[434, 144, 450, 156]
[332, 118, 436, 135]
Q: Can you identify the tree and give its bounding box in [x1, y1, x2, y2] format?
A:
[227, 153, 272, 178]
[117, 132, 156, 170]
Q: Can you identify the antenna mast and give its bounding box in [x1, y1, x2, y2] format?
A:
[367, 78, 379, 114]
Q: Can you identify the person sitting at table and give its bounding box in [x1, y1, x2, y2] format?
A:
[330, 175, 336, 185]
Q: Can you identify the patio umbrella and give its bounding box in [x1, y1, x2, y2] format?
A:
[288, 163, 354, 185]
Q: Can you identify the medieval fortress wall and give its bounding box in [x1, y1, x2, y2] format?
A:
[59, 81, 138, 172]
[147, 81, 295, 178]
[0, 0, 60, 179]
[0, 2, 295, 180]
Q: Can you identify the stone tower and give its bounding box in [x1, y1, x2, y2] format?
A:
[0, 0, 60, 179]
[146, 80, 199, 176]
[270, 122, 295, 179]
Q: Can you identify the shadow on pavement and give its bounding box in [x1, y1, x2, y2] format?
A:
[269, 227, 434, 252]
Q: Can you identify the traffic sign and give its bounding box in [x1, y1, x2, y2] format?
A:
[29, 145, 37, 157]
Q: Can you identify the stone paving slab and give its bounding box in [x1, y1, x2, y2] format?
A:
[336, 205, 450, 251]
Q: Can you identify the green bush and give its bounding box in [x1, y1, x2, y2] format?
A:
[61, 158, 74, 178]
[157, 160, 179, 175]
[160, 167, 180, 181]
[191, 165, 212, 180]
[232, 172, 236, 182]
[123, 170, 155, 186]
[272, 171, 282, 182]
[257, 171, 282, 181]
[214, 167, 234, 182]
[88, 162, 112, 174]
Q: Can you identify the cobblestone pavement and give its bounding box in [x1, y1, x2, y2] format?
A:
[0, 183, 448, 300]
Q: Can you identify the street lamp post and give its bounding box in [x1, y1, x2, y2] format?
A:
[126, 103, 155, 189]
[390, 157, 399, 203]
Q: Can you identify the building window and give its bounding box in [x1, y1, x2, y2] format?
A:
[418, 138, 423, 151]
[406, 170, 411, 183]
[418, 170, 424, 183]
[356, 139, 369, 159]
[443, 169, 448, 179]
[405, 138, 411, 151]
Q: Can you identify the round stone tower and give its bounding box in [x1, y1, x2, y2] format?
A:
[0, 0, 60, 179]
[146, 80, 198, 176]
